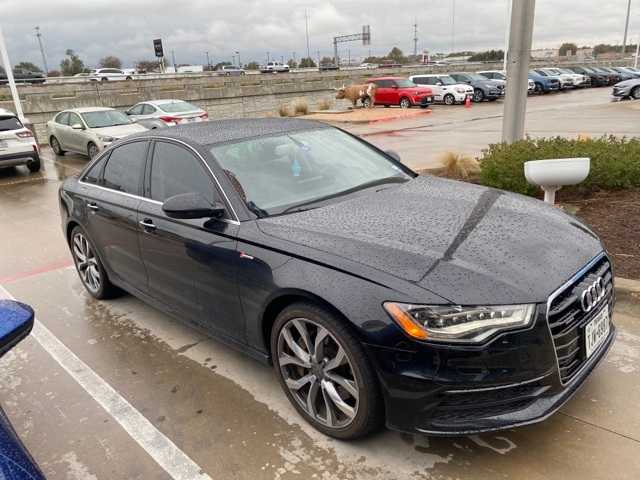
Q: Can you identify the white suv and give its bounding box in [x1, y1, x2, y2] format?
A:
[0, 108, 40, 172]
[89, 68, 133, 81]
[409, 74, 473, 105]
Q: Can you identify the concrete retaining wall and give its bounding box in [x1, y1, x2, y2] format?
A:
[0, 59, 626, 144]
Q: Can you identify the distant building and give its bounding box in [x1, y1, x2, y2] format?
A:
[575, 48, 594, 61]
[531, 48, 558, 59]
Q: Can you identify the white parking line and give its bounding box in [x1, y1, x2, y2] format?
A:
[0, 285, 212, 480]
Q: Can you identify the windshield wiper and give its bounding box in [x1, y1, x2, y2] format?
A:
[278, 176, 408, 216]
[247, 201, 269, 218]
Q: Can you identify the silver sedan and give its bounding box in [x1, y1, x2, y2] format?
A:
[125, 99, 209, 128]
[46, 107, 148, 158]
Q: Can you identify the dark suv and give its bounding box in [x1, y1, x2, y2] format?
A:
[449, 72, 504, 102]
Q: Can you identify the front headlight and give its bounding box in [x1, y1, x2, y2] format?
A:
[383, 302, 535, 343]
[455, 87, 466, 93]
[97, 135, 116, 143]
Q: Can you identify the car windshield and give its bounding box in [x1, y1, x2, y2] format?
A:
[81, 110, 131, 128]
[439, 76, 457, 85]
[0, 115, 22, 131]
[210, 128, 411, 216]
[394, 79, 416, 88]
[159, 101, 199, 113]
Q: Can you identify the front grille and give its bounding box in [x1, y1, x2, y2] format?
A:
[547, 255, 613, 383]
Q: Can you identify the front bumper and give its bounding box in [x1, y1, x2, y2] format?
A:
[366, 308, 615, 435]
[412, 95, 433, 106]
[366, 254, 616, 435]
[612, 87, 631, 98]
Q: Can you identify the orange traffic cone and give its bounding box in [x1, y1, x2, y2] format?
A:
[464, 96, 472, 108]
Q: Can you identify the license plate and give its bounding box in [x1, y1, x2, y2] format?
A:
[585, 308, 610, 358]
[426, 97, 433, 102]
[0, 140, 7, 150]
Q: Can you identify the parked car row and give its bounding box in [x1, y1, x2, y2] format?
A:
[46, 99, 208, 159]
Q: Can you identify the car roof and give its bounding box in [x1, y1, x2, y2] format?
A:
[144, 99, 192, 106]
[63, 107, 116, 113]
[368, 76, 406, 81]
[131, 117, 331, 146]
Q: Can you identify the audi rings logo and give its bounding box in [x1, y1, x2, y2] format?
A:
[580, 277, 605, 312]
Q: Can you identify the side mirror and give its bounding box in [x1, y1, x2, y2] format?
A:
[385, 149, 402, 163]
[162, 192, 226, 220]
[0, 300, 35, 358]
[71, 123, 84, 130]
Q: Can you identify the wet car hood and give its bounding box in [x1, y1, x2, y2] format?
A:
[258, 176, 603, 305]
[615, 78, 640, 88]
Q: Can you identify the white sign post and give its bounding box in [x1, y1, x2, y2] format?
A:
[0, 25, 25, 121]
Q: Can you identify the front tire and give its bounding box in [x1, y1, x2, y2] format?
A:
[70, 226, 119, 299]
[443, 94, 455, 105]
[473, 88, 485, 102]
[632, 86, 640, 100]
[271, 302, 383, 440]
[87, 142, 99, 159]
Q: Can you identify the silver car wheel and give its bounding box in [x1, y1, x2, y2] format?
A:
[277, 318, 359, 428]
[88, 143, 99, 159]
[72, 232, 101, 294]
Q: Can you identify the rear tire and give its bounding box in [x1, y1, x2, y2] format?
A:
[27, 154, 41, 173]
[70, 226, 119, 300]
[362, 96, 372, 108]
[87, 142, 99, 159]
[50, 136, 65, 156]
[399, 97, 411, 108]
[271, 302, 384, 440]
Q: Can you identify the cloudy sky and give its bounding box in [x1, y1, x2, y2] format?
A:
[1, 0, 636, 70]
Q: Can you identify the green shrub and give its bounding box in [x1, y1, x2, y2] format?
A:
[479, 136, 640, 196]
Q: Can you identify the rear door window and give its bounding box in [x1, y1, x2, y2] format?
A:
[149, 141, 217, 203]
[101, 141, 148, 195]
[55, 112, 70, 125]
[142, 104, 156, 115]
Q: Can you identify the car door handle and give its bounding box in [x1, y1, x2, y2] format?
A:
[87, 202, 99, 211]
[139, 219, 157, 231]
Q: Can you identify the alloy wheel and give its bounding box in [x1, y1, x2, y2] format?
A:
[399, 98, 411, 108]
[88, 143, 99, 159]
[277, 318, 359, 429]
[632, 87, 640, 100]
[72, 233, 101, 294]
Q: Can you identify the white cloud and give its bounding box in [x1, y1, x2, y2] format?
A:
[0, 0, 636, 70]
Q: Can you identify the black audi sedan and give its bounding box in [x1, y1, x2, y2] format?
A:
[59, 118, 615, 439]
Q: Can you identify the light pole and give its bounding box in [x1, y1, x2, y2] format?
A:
[35, 26, 48, 75]
[635, 35, 640, 68]
[267, 51, 270, 63]
[502, 0, 537, 143]
[205, 51, 211, 70]
[0, 25, 25, 120]
[622, 0, 632, 57]
[451, 0, 456, 53]
[503, 0, 512, 71]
